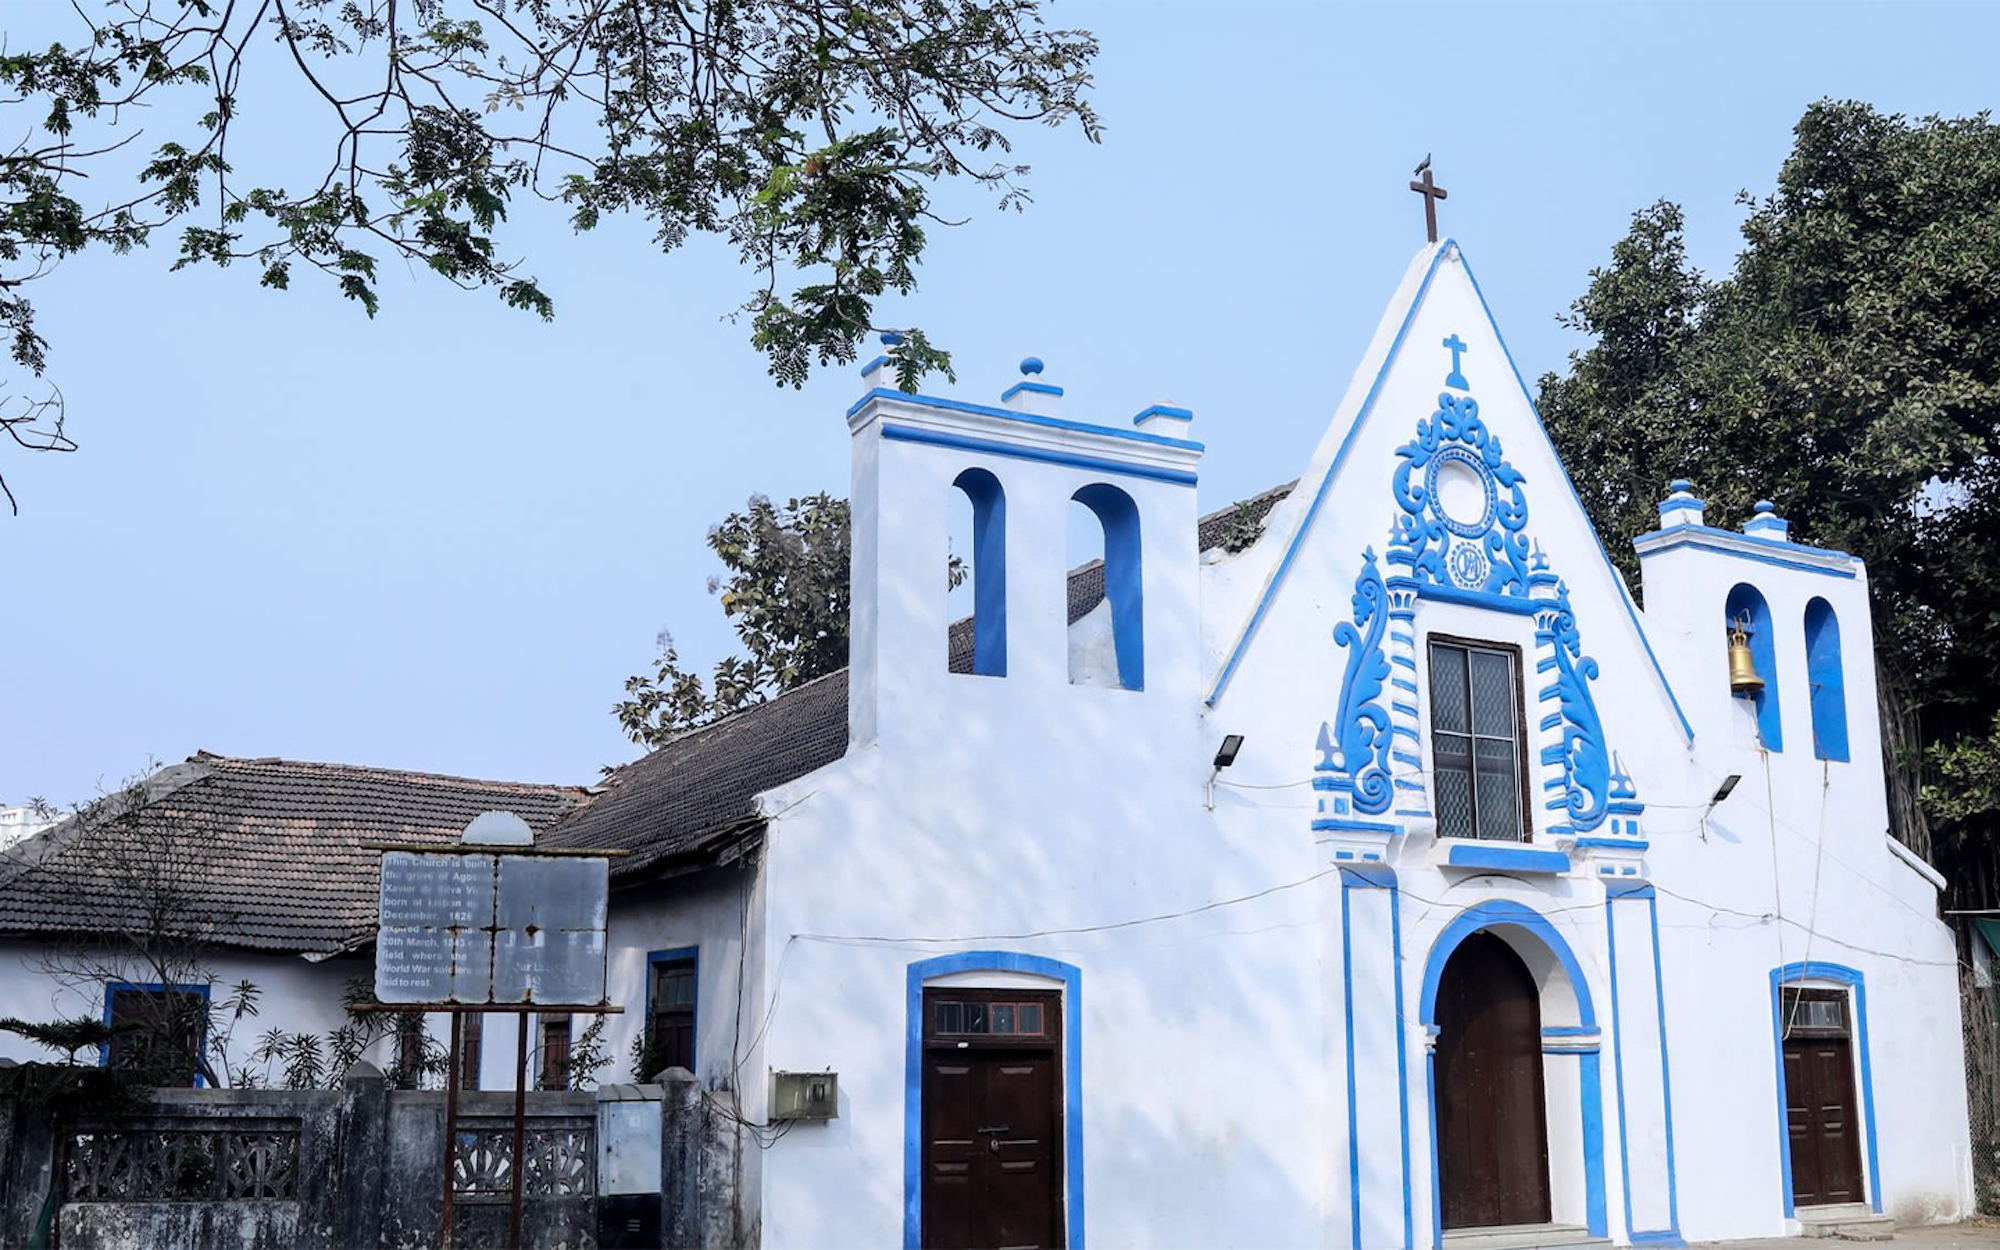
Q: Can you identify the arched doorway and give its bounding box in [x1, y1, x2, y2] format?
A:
[1435, 930, 1552, 1230]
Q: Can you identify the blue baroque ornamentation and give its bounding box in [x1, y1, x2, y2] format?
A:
[1329, 548, 1396, 815]
[1541, 584, 1612, 833]
[1387, 393, 1532, 600]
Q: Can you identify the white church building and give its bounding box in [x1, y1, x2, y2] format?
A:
[720, 235, 1971, 1247]
[0, 232, 1972, 1249]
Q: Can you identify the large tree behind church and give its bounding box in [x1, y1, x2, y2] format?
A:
[0, 0, 1100, 511]
[1539, 100, 2000, 900]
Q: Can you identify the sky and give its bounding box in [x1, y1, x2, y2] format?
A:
[5, 1, 1995, 808]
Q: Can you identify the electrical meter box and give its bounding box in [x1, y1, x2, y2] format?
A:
[770, 1070, 839, 1120]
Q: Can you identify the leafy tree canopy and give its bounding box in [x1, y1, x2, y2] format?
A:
[1540, 99, 2000, 861]
[616, 490, 851, 748]
[0, 0, 1102, 509]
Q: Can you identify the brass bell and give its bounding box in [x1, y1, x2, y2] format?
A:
[1727, 615, 1764, 695]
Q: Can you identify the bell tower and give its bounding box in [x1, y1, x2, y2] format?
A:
[845, 340, 1205, 758]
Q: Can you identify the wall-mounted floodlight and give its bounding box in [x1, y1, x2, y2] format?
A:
[1206, 735, 1246, 810]
[1699, 773, 1742, 842]
[1213, 735, 1245, 769]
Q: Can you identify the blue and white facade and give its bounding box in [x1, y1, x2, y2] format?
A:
[733, 239, 1971, 1246]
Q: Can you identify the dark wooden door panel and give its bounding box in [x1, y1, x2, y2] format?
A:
[1785, 1036, 1863, 1207]
[922, 989, 1063, 1250]
[1437, 931, 1552, 1230]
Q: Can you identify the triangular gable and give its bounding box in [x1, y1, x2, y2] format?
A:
[1205, 239, 1693, 747]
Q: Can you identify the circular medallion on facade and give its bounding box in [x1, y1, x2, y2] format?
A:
[1447, 540, 1490, 589]
[1427, 445, 1497, 540]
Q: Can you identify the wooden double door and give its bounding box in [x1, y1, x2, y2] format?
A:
[1435, 931, 1553, 1230]
[1782, 988, 1866, 1208]
[920, 988, 1064, 1250]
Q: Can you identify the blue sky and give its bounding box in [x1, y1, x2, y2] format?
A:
[5, 1, 1992, 807]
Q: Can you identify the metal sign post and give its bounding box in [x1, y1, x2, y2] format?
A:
[366, 814, 625, 1250]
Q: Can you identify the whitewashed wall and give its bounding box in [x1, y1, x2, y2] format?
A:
[0, 942, 391, 1083]
[738, 240, 1971, 1248]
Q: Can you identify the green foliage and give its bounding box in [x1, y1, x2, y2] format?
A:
[1926, 715, 2000, 826]
[562, 1015, 614, 1090]
[1539, 99, 2000, 843]
[617, 492, 851, 748]
[0, 0, 1101, 511]
[0, 1014, 133, 1066]
[629, 1019, 679, 1083]
[1217, 502, 1265, 554]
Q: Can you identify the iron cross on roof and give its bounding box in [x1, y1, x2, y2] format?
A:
[1409, 157, 1447, 243]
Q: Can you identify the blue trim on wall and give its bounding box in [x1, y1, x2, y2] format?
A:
[1606, 889, 1682, 1244]
[1443, 844, 1571, 875]
[1727, 583, 1784, 751]
[100, 980, 213, 1086]
[1000, 380, 1065, 403]
[1635, 521, 1855, 569]
[1340, 875, 1365, 1250]
[881, 423, 1198, 488]
[952, 468, 1008, 677]
[1804, 598, 1850, 762]
[1073, 483, 1146, 690]
[1131, 404, 1194, 425]
[1338, 868, 1415, 1249]
[1646, 892, 1682, 1236]
[904, 952, 1085, 1250]
[1418, 901, 1603, 1244]
[1769, 962, 1882, 1217]
[1581, 1050, 1609, 1238]
[852, 388, 1205, 451]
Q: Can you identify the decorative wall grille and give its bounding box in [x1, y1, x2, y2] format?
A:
[67, 1124, 300, 1201]
[451, 1119, 595, 1200]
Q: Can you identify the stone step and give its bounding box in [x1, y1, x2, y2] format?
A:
[1442, 1224, 1611, 1250]
[1797, 1203, 1897, 1241]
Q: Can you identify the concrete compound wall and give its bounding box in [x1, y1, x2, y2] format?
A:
[0, 1063, 741, 1249]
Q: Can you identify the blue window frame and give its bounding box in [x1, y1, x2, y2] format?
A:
[101, 980, 211, 1087]
[642, 946, 698, 1078]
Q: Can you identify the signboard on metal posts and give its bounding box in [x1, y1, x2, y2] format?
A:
[373, 814, 612, 1007]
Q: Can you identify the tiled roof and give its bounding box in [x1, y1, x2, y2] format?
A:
[555, 481, 1298, 874]
[0, 753, 585, 955]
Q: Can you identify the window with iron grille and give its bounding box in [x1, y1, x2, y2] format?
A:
[1428, 638, 1528, 841]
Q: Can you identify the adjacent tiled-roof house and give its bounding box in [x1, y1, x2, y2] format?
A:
[0, 484, 1293, 1092]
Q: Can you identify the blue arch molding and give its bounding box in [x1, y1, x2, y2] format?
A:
[1804, 598, 1849, 762]
[1073, 483, 1146, 691]
[1419, 901, 1606, 1246]
[904, 952, 1084, 1250]
[1726, 583, 1783, 751]
[952, 468, 1008, 677]
[1203, 240, 1694, 746]
[1605, 882, 1682, 1245]
[1769, 962, 1882, 1217]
